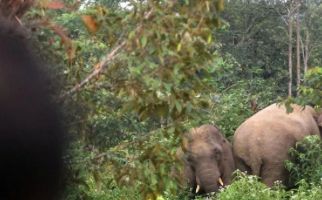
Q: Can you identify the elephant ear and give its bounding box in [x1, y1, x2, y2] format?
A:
[318, 114, 322, 127]
[314, 112, 322, 127]
[218, 138, 235, 185]
[315, 113, 322, 136]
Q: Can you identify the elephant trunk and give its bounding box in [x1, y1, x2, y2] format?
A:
[195, 164, 221, 194]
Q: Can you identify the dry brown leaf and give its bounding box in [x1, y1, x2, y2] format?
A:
[44, 1, 65, 9]
[81, 15, 99, 33]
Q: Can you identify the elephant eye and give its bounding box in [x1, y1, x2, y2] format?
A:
[213, 147, 222, 160]
[186, 154, 194, 163]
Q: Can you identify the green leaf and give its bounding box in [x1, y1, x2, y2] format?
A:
[141, 36, 148, 48]
[175, 101, 182, 113]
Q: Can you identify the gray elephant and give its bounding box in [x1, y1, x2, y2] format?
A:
[177, 124, 235, 194]
[233, 103, 322, 187]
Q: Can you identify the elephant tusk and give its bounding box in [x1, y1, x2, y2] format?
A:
[218, 177, 224, 186]
[195, 185, 200, 193]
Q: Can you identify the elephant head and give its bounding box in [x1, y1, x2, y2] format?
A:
[179, 124, 235, 194]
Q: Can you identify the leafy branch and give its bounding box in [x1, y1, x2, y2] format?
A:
[60, 9, 154, 99]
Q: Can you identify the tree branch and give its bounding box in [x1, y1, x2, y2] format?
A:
[60, 9, 154, 99]
[60, 41, 125, 99]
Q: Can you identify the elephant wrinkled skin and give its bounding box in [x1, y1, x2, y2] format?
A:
[177, 125, 235, 195]
[233, 103, 322, 187]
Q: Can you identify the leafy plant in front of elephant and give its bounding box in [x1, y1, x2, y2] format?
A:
[285, 135, 322, 186]
[104, 0, 225, 199]
[288, 180, 322, 200]
[216, 171, 288, 200]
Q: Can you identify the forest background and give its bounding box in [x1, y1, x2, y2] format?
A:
[3, 0, 322, 199]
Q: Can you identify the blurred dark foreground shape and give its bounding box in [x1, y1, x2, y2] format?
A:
[0, 18, 65, 200]
[0, 0, 34, 20]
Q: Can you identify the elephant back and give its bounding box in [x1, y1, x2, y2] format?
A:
[234, 104, 320, 141]
[233, 103, 320, 186]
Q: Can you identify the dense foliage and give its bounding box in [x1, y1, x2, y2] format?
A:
[215, 171, 288, 200]
[7, 0, 321, 199]
[298, 67, 322, 106]
[285, 135, 322, 186]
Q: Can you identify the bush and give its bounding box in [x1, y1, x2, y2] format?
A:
[288, 180, 322, 200]
[285, 135, 322, 186]
[63, 139, 143, 200]
[215, 171, 288, 200]
[179, 170, 322, 200]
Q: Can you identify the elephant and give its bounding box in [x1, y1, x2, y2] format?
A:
[177, 124, 235, 195]
[233, 103, 322, 187]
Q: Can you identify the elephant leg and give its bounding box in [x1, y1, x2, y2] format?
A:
[236, 154, 262, 178]
[260, 161, 287, 187]
[235, 155, 251, 174]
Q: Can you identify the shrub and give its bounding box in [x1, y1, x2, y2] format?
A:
[215, 171, 288, 200]
[285, 135, 322, 186]
[288, 180, 322, 200]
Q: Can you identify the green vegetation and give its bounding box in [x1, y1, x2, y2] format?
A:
[215, 171, 288, 200]
[286, 135, 322, 186]
[298, 67, 322, 106]
[5, 0, 321, 199]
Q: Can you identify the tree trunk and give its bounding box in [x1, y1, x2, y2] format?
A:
[296, 0, 301, 96]
[300, 30, 309, 75]
[288, 11, 293, 97]
[304, 29, 309, 74]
